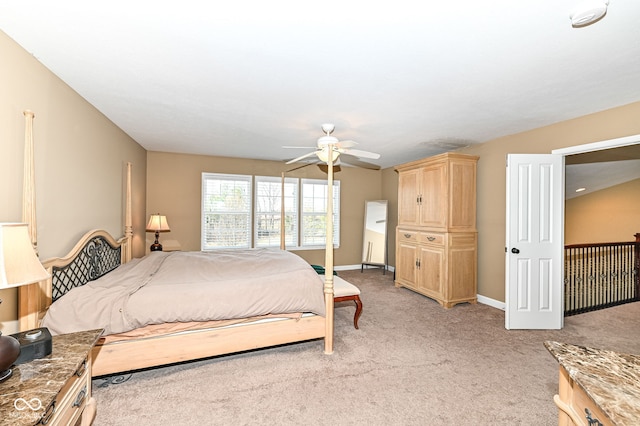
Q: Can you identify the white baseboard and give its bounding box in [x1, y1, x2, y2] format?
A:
[335, 264, 394, 272]
[477, 295, 505, 311]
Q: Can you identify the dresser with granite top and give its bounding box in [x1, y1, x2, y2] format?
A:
[545, 341, 640, 426]
[0, 329, 103, 426]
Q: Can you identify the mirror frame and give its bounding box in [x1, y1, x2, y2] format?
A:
[361, 200, 388, 273]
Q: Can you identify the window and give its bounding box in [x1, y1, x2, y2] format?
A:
[201, 174, 252, 249]
[301, 178, 340, 247]
[202, 173, 339, 250]
[254, 176, 298, 248]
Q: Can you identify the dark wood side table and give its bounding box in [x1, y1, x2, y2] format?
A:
[0, 329, 103, 426]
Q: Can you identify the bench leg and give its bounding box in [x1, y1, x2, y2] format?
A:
[353, 296, 362, 329]
[334, 295, 363, 329]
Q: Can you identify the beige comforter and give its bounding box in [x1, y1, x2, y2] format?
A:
[42, 249, 326, 335]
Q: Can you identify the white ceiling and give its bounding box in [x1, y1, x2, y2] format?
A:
[1, 1, 639, 177]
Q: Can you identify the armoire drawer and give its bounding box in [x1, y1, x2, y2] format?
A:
[419, 232, 444, 245]
[397, 230, 418, 243]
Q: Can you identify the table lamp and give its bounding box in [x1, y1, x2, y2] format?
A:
[0, 223, 50, 382]
[146, 214, 171, 251]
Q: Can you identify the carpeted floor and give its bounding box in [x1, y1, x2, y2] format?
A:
[91, 269, 640, 425]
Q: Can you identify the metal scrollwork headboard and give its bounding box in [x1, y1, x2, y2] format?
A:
[51, 235, 122, 302]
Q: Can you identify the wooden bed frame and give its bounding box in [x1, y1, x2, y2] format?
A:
[17, 114, 334, 377]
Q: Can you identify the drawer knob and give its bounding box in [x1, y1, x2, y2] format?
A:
[427, 236, 435, 241]
[404, 233, 412, 238]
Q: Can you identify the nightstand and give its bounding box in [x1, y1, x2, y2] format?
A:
[0, 329, 103, 426]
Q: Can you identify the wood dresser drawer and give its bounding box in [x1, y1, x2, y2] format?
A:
[42, 357, 91, 426]
[418, 232, 444, 245]
[397, 230, 418, 243]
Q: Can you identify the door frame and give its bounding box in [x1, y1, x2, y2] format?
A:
[552, 133, 640, 156]
[541, 133, 640, 328]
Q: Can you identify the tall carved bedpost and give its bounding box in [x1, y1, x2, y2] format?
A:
[122, 162, 133, 262]
[22, 110, 38, 253]
[323, 145, 335, 355]
[19, 110, 48, 331]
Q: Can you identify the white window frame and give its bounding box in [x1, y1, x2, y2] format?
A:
[201, 173, 253, 250]
[202, 173, 340, 250]
[300, 178, 340, 248]
[254, 176, 299, 248]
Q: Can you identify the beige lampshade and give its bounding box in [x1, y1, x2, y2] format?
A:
[146, 214, 171, 232]
[0, 223, 50, 289]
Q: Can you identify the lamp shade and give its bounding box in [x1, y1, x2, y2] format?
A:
[0, 223, 50, 289]
[146, 214, 171, 232]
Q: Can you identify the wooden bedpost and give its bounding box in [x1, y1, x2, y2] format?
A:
[22, 110, 38, 253]
[121, 161, 133, 262]
[280, 172, 285, 250]
[323, 145, 335, 355]
[19, 110, 48, 331]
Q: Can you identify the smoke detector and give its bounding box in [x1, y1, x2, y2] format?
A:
[570, 0, 609, 27]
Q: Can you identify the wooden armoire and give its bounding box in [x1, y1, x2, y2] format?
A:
[394, 152, 478, 308]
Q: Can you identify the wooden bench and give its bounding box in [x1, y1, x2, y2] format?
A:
[331, 276, 363, 329]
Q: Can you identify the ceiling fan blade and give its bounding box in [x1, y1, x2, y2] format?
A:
[339, 154, 381, 170]
[286, 150, 319, 164]
[342, 148, 380, 160]
[336, 140, 357, 148]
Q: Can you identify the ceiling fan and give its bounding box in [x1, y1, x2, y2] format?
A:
[283, 124, 381, 170]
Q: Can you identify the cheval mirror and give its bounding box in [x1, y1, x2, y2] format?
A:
[361, 200, 388, 274]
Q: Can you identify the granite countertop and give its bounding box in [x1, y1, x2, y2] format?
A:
[0, 329, 103, 426]
[545, 341, 640, 426]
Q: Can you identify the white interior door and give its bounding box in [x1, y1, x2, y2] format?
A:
[505, 154, 564, 329]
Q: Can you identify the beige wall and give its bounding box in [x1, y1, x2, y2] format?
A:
[146, 151, 383, 266]
[460, 101, 640, 302]
[0, 31, 147, 333]
[565, 178, 640, 245]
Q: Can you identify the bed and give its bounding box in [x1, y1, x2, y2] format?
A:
[17, 120, 335, 377]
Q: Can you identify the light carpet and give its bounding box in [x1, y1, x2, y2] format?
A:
[91, 269, 640, 425]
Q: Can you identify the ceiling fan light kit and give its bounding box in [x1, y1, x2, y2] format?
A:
[317, 147, 340, 163]
[570, 0, 609, 27]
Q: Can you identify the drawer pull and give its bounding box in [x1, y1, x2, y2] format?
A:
[427, 236, 436, 241]
[41, 401, 55, 425]
[76, 359, 87, 377]
[404, 233, 412, 238]
[585, 408, 603, 426]
[73, 385, 87, 408]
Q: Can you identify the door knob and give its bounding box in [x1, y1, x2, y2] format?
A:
[511, 248, 520, 254]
